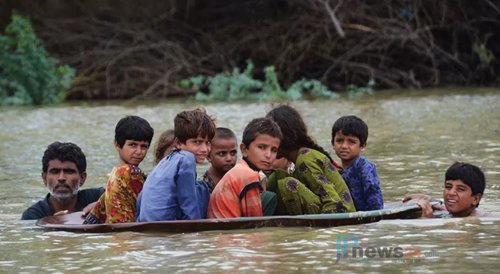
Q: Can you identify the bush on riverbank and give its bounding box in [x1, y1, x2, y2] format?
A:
[188, 60, 339, 101]
[0, 14, 74, 105]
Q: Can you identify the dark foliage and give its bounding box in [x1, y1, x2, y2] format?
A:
[3, 0, 499, 99]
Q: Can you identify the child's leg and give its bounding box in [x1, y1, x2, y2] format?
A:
[267, 169, 322, 215]
[277, 177, 321, 215]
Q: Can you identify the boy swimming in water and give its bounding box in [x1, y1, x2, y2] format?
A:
[404, 162, 486, 217]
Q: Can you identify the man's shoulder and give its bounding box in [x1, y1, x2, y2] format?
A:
[21, 195, 51, 220]
[75, 187, 105, 211]
[78, 187, 105, 199]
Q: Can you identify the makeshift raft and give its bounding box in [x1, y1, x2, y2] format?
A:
[36, 203, 421, 233]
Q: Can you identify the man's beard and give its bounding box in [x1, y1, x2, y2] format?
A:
[48, 183, 80, 203]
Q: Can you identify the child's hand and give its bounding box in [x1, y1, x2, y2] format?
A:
[259, 171, 268, 191]
[81, 202, 98, 218]
[430, 202, 445, 211]
[416, 200, 434, 217]
[416, 200, 445, 217]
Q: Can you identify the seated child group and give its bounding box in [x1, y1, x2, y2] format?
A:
[24, 105, 487, 223]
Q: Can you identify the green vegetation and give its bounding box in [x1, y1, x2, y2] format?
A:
[347, 79, 375, 99]
[0, 14, 74, 105]
[187, 60, 339, 101]
[473, 41, 494, 69]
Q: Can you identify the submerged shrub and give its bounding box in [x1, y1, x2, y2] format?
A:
[0, 13, 75, 105]
[188, 60, 338, 101]
[194, 61, 263, 101]
[347, 79, 375, 99]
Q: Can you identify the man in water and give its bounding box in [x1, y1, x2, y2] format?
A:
[21, 142, 104, 220]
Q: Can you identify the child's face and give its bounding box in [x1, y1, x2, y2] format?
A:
[443, 179, 481, 217]
[208, 138, 238, 174]
[240, 133, 280, 171]
[177, 135, 211, 164]
[116, 140, 150, 166]
[332, 130, 365, 163]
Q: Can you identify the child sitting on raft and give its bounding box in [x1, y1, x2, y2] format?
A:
[331, 115, 383, 211]
[207, 118, 282, 218]
[84, 115, 154, 224]
[137, 108, 215, 221]
[266, 105, 356, 215]
[199, 127, 239, 192]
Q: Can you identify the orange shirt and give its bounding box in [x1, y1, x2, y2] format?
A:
[207, 160, 263, 218]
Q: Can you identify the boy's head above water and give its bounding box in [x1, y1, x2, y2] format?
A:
[443, 162, 485, 216]
[405, 162, 486, 218]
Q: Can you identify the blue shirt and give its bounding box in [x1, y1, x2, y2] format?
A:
[341, 156, 384, 211]
[136, 149, 204, 221]
[195, 179, 210, 219]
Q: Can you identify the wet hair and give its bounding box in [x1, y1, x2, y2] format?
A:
[241, 118, 283, 148]
[42, 142, 86, 173]
[154, 129, 175, 165]
[331, 115, 369, 146]
[445, 162, 486, 197]
[214, 127, 237, 142]
[174, 108, 216, 144]
[115, 115, 154, 148]
[266, 104, 332, 161]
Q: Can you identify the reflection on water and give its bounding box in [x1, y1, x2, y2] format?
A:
[1, 89, 500, 272]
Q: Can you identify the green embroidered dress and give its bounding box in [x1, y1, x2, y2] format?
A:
[268, 148, 356, 215]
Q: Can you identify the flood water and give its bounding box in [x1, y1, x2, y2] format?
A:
[1, 88, 499, 273]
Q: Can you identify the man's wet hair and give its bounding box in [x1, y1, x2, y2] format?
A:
[42, 142, 86, 173]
